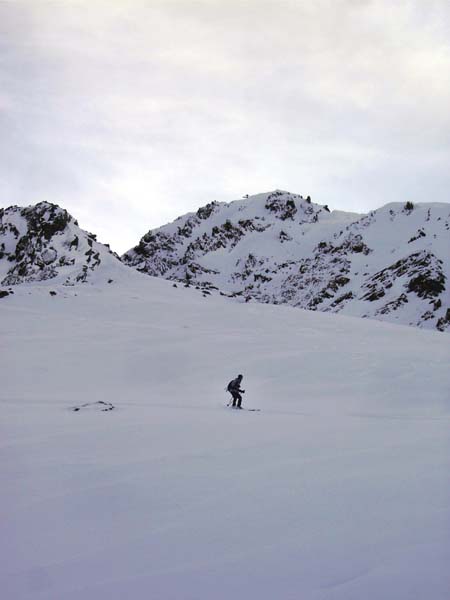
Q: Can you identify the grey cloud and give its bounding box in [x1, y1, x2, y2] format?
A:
[1, 0, 449, 253]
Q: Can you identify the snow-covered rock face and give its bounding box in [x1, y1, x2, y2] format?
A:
[0, 202, 122, 286]
[122, 191, 450, 332]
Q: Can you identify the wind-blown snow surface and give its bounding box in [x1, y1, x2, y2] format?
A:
[1, 274, 449, 600]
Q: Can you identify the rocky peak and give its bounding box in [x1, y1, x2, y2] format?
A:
[122, 193, 450, 332]
[0, 201, 121, 286]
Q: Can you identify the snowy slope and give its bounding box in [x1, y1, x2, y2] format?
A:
[122, 191, 450, 331]
[1, 275, 449, 600]
[0, 202, 126, 288]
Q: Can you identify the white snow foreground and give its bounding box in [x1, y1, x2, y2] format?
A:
[1, 274, 449, 600]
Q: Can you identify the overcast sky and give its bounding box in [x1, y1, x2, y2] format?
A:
[1, 0, 449, 252]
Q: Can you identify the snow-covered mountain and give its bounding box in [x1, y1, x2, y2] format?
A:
[1, 196, 449, 599]
[122, 190, 450, 332]
[0, 201, 125, 289]
[1, 193, 448, 332]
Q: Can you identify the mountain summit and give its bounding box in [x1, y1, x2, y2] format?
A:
[122, 190, 450, 331]
[0, 201, 123, 286]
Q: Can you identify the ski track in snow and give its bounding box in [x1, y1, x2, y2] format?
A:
[1, 276, 449, 600]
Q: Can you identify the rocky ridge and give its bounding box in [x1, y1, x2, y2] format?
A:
[0, 201, 123, 287]
[1, 193, 448, 332]
[122, 191, 450, 332]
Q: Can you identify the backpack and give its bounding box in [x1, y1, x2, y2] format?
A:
[227, 380, 235, 392]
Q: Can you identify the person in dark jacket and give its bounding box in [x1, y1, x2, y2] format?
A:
[227, 374, 245, 408]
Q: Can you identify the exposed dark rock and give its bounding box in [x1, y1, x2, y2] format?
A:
[279, 230, 292, 243]
[408, 272, 445, 299]
[265, 192, 298, 220]
[436, 309, 450, 332]
[376, 294, 408, 315]
[196, 201, 219, 220]
[71, 401, 115, 412]
[408, 229, 426, 243]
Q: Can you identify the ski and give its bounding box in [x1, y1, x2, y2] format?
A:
[227, 406, 261, 412]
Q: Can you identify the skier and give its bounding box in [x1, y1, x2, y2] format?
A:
[227, 374, 245, 408]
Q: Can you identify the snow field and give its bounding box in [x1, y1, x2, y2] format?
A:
[1, 275, 449, 599]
